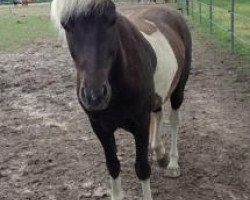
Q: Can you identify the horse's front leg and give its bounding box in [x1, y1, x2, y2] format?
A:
[132, 115, 153, 200]
[90, 120, 123, 200]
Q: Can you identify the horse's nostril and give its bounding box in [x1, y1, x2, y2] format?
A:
[80, 84, 110, 109]
[81, 88, 91, 104]
[102, 85, 108, 97]
[91, 90, 98, 101]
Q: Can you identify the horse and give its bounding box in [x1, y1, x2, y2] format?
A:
[21, 0, 32, 6]
[138, 0, 173, 3]
[138, 0, 156, 3]
[138, 0, 157, 3]
[51, 0, 192, 199]
[13, 0, 21, 6]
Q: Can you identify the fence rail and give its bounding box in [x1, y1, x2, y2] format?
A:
[1, 0, 249, 58]
[178, 0, 250, 56]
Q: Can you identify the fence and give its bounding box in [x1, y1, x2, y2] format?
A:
[1, 0, 249, 58]
[0, 0, 176, 17]
[177, 0, 250, 57]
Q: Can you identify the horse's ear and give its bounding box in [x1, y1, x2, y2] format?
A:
[102, 3, 116, 27]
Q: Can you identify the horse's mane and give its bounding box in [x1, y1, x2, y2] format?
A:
[51, 0, 111, 31]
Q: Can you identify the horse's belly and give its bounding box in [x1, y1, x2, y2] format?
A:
[141, 29, 178, 102]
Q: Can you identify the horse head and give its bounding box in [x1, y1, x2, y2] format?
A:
[52, 0, 119, 111]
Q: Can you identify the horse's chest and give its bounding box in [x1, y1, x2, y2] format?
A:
[141, 30, 178, 102]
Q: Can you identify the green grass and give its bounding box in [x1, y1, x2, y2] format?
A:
[180, 0, 250, 63]
[0, 3, 56, 52]
[0, 0, 249, 63]
[0, 16, 56, 52]
[199, 0, 250, 15]
[0, 3, 52, 16]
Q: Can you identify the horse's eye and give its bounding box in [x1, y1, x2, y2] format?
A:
[102, 13, 116, 28]
[108, 16, 117, 27]
[61, 18, 74, 32]
[109, 18, 116, 27]
[61, 22, 71, 32]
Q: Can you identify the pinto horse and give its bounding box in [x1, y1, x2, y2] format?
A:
[51, 0, 191, 199]
[21, 0, 31, 6]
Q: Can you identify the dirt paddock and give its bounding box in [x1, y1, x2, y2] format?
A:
[0, 4, 249, 200]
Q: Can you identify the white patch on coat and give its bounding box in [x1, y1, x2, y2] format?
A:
[110, 176, 123, 200]
[150, 112, 166, 160]
[141, 179, 153, 200]
[166, 108, 181, 177]
[144, 20, 157, 27]
[141, 21, 178, 102]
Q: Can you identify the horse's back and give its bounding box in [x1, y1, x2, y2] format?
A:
[129, 6, 191, 106]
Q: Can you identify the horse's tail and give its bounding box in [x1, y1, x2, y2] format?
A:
[170, 17, 192, 110]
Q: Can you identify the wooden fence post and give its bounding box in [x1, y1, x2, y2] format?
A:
[230, 0, 235, 54]
[209, 0, 213, 34]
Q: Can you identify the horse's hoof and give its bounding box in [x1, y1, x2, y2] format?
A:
[157, 156, 167, 168]
[166, 166, 181, 178]
[111, 195, 123, 200]
[111, 191, 124, 200]
[111, 197, 123, 200]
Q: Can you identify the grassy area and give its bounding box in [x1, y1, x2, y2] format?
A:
[0, 3, 52, 16]
[199, 0, 250, 17]
[0, 0, 249, 62]
[0, 16, 56, 51]
[0, 3, 56, 52]
[180, 0, 250, 63]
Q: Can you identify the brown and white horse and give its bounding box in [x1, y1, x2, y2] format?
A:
[51, 0, 191, 199]
[21, 0, 32, 6]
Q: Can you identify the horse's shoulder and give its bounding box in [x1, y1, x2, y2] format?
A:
[127, 7, 186, 63]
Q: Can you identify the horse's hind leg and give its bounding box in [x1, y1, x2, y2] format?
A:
[150, 109, 167, 167]
[166, 108, 181, 177]
[166, 36, 191, 177]
[166, 88, 184, 178]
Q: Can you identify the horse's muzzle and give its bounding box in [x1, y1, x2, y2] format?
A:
[79, 83, 111, 111]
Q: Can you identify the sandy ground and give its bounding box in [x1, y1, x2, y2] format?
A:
[0, 4, 249, 200]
